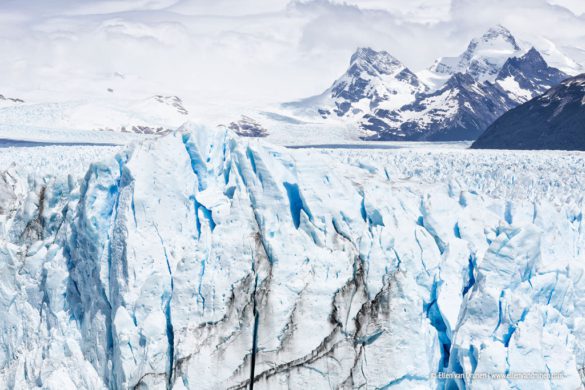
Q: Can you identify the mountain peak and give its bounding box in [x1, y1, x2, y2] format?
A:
[429, 25, 523, 83]
[328, 47, 424, 115]
[471, 25, 520, 52]
[486, 24, 510, 34]
[284, 46, 425, 119]
[500, 47, 548, 71]
[349, 47, 402, 72]
[524, 46, 543, 60]
[481, 25, 518, 46]
[351, 47, 380, 63]
[495, 46, 568, 102]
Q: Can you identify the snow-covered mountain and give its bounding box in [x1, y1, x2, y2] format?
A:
[496, 47, 569, 103]
[1, 125, 585, 388]
[362, 73, 517, 141]
[426, 25, 523, 86]
[360, 48, 570, 141]
[473, 73, 585, 150]
[0, 95, 189, 135]
[284, 47, 427, 120]
[285, 26, 575, 141]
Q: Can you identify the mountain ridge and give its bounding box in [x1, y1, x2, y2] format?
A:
[472, 73, 585, 150]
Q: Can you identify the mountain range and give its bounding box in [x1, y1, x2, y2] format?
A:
[285, 25, 574, 141]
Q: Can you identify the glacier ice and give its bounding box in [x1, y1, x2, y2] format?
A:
[0, 127, 584, 389]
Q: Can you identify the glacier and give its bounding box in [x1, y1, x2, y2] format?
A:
[0, 126, 585, 389]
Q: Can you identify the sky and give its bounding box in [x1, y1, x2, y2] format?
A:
[0, 0, 584, 105]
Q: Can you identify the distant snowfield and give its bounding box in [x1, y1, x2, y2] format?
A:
[0, 124, 148, 145]
[1, 127, 584, 389]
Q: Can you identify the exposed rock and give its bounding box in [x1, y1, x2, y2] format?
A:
[227, 116, 269, 137]
[472, 73, 585, 150]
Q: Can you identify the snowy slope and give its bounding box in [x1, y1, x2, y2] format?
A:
[0, 124, 149, 146]
[0, 95, 190, 135]
[1, 125, 585, 389]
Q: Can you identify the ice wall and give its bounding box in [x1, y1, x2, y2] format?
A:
[0, 126, 584, 389]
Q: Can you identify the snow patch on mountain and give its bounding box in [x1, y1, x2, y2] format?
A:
[497, 76, 533, 102]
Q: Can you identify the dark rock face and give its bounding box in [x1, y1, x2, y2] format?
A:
[471, 74, 585, 150]
[496, 48, 569, 101]
[363, 73, 517, 141]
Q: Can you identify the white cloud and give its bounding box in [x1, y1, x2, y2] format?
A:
[169, 0, 291, 16]
[331, 0, 452, 23]
[63, 0, 181, 16]
[547, 0, 585, 16]
[0, 0, 582, 107]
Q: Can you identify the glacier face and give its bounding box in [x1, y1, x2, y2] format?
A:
[1, 127, 585, 389]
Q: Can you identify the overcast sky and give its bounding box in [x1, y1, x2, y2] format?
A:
[0, 0, 584, 105]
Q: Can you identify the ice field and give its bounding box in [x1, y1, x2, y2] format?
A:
[0, 126, 584, 389]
